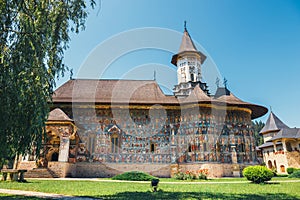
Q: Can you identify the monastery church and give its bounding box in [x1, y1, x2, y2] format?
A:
[18, 26, 273, 178]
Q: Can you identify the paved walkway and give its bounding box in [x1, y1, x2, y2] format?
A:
[0, 188, 100, 199]
[1, 178, 299, 199]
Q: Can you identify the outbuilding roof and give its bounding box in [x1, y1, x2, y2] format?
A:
[259, 112, 289, 134]
[268, 128, 300, 141]
[257, 142, 282, 149]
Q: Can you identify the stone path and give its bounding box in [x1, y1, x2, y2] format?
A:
[0, 188, 101, 200]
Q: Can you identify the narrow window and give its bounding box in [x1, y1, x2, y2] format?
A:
[111, 133, 119, 153]
[150, 143, 155, 153]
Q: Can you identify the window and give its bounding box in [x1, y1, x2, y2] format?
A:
[150, 142, 156, 153]
[191, 74, 194, 82]
[203, 143, 207, 152]
[88, 135, 96, 154]
[286, 142, 292, 152]
[111, 133, 119, 153]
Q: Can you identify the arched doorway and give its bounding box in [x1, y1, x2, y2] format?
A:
[280, 165, 285, 173]
[45, 128, 60, 163]
[267, 160, 273, 169]
[51, 152, 59, 161]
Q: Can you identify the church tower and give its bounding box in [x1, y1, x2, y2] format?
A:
[172, 22, 210, 97]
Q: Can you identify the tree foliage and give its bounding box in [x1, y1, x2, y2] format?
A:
[252, 120, 265, 147]
[0, 0, 95, 165]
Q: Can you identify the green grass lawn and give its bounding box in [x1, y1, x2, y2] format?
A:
[0, 178, 299, 199]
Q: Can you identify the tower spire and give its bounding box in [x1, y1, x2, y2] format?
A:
[172, 24, 210, 97]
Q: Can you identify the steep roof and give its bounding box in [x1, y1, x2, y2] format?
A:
[214, 87, 230, 98]
[52, 79, 267, 119]
[257, 141, 282, 149]
[259, 112, 289, 134]
[181, 85, 212, 103]
[171, 28, 206, 65]
[268, 128, 300, 141]
[212, 88, 268, 119]
[48, 108, 73, 121]
[53, 79, 178, 104]
[178, 28, 198, 53]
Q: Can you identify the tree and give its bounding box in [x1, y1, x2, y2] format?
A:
[0, 0, 96, 167]
[252, 120, 265, 147]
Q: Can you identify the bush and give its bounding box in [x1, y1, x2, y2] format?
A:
[243, 166, 273, 184]
[112, 171, 158, 181]
[173, 169, 209, 180]
[287, 167, 298, 174]
[288, 170, 300, 178]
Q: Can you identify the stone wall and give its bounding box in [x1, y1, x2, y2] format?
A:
[176, 163, 242, 178]
[75, 163, 171, 178]
[48, 162, 76, 178]
[74, 162, 246, 178]
[263, 150, 288, 173]
[286, 151, 300, 168]
[17, 161, 36, 170]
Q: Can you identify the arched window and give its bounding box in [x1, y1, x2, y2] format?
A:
[267, 160, 273, 169]
[111, 133, 119, 153]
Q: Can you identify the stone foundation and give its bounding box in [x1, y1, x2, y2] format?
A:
[20, 161, 254, 178]
[172, 163, 253, 178]
[75, 162, 171, 178]
[48, 162, 76, 178]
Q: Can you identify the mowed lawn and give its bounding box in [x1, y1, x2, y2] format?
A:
[0, 178, 300, 200]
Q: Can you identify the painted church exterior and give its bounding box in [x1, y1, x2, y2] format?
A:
[19, 27, 268, 178]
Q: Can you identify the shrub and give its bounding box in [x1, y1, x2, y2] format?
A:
[173, 169, 209, 180]
[287, 167, 298, 174]
[243, 166, 273, 184]
[112, 171, 158, 181]
[288, 170, 300, 178]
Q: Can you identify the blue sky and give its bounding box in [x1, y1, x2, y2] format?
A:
[60, 0, 300, 126]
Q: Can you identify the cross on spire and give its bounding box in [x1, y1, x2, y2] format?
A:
[215, 77, 220, 88]
[184, 21, 187, 31]
[223, 77, 228, 88]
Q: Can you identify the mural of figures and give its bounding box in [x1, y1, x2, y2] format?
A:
[55, 106, 256, 165]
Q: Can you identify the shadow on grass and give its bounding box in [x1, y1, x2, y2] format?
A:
[98, 190, 300, 200]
